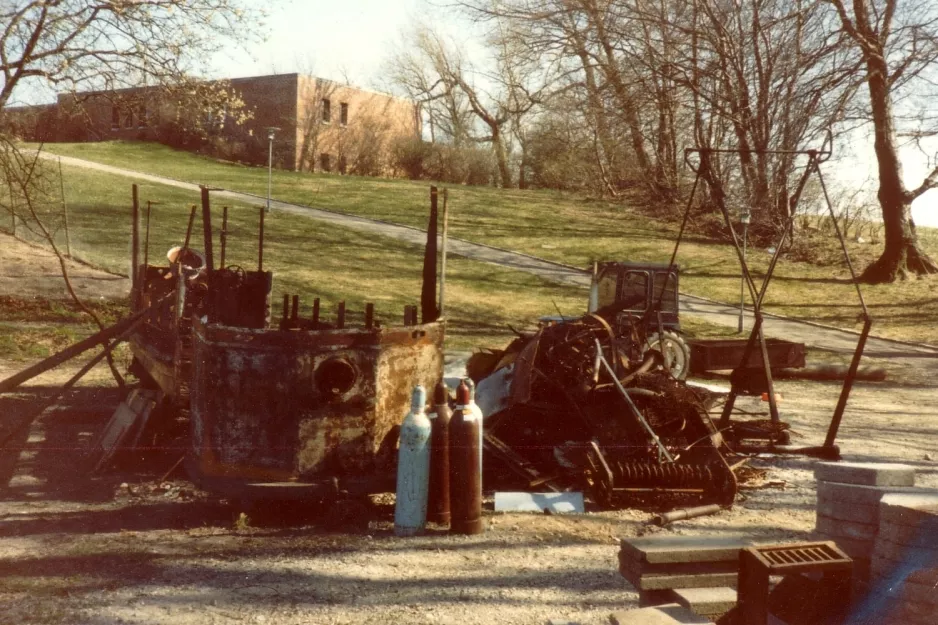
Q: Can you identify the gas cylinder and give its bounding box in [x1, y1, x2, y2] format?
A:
[465, 378, 484, 479]
[427, 381, 452, 525]
[450, 379, 483, 535]
[394, 385, 431, 537]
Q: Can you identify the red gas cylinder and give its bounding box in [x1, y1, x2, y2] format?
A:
[450, 379, 483, 535]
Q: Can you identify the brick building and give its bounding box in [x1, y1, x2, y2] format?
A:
[17, 73, 419, 173]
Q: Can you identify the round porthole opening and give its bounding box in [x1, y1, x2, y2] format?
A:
[315, 357, 357, 398]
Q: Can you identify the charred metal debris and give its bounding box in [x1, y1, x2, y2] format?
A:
[472, 309, 740, 510]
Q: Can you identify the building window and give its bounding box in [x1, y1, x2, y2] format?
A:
[338, 154, 347, 174]
[111, 105, 120, 131]
[340, 102, 348, 126]
[123, 108, 134, 129]
[321, 98, 331, 123]
[137, 103, 148, 128]
[320, 153, 331, 172]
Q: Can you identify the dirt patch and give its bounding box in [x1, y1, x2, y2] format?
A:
[0, 234, 129, 302]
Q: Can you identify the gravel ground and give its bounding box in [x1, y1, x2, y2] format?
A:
[2, 375, 936, 625]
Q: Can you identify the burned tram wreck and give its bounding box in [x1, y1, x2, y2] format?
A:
[129, 186, 445, 499]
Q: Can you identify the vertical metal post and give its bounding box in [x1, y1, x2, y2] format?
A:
[312, 298, 320, 326]
[58, 157, 70, 258]
[131, 184, 140, 291]
[439, 189, 449, 318]
[219, 206, 228, 270]
[265, 127, 278, 213]
[258, 205, 265, 271]
[267, 138, 273, 213]
[337, 301, 346, 329]
[291, 295, 299, 323]
[824, 318, 872, 450]
[422, 186, 439, 323]
[365, 303, 374, 329]
[143, 201, 153, 272]
[200, 187, 214, 273]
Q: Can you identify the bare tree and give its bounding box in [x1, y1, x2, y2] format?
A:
[825, 0, 938, 282]
[390, 24, 550, 187]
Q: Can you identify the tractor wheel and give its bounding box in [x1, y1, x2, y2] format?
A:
[644, 331, 691, 380]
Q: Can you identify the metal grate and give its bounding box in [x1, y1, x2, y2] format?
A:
[753, 542, 850, 570]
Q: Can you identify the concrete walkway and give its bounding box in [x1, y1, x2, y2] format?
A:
[49, 152, 938, 360]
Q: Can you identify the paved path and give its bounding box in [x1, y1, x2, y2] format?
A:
[49, 152, 938, 360]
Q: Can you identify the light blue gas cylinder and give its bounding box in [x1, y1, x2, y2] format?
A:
[394, 385, 432, 536]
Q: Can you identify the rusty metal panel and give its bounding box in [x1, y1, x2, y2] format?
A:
[188, 318, 444, 488]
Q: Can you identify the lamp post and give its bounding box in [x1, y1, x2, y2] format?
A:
[737, 208, 751, 333]
[265, 126, 280, 213]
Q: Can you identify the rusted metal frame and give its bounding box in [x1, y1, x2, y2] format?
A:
[824, 317, 872, 451]
[708, 153, 816, 427]
[594, 338, 675, 463]
[200, 187, 216, 321]
[719, 315, 765, 427]
[816, 159, 870, 318]
[650, 169, 701, 322]
[181, 205, 197, 253]
[0, 293, 173, 396]
[753, 154, 818, 310]
[483, 432, 561, 492]
[421, 186, 439, 323]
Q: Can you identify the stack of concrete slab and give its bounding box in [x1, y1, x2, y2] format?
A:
[618, 535, 749, 611]
[669, 587, 737, 621]
[814, 461, 917, 581]
[872, 493, 938, 583]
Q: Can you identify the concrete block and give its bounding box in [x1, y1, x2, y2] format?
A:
[880, 493, 938, 528]
[817, 481, 938, 506]
[878, 518, 938, 547]
[815, 462, 915, 487]
[632, 571, 739, 591]
[609, 604, 712, 625]
[873, 542, 938, 572]
[639, 589, 676, 608]
[546, 620, 581, 625]
[619, 534, 753, 565]
[816, 514, 878, 541]
[619, 551, 739, 576]
[817, 497, 879, 524]
[671, 586, 737, 617]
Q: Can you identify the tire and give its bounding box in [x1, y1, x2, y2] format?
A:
[644, 331, 691, 380]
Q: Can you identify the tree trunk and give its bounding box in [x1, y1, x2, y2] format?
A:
[491, 126, 511, 189]
[860, 53, 938, 282]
